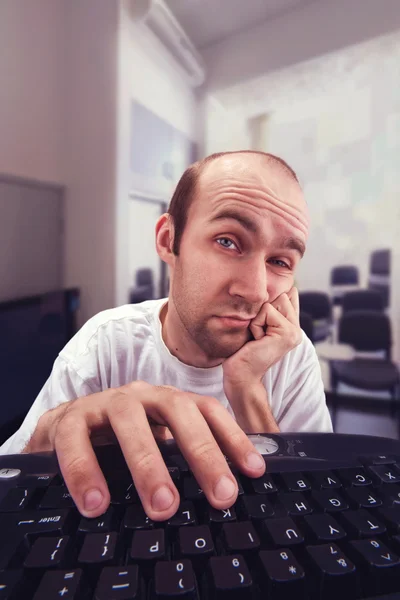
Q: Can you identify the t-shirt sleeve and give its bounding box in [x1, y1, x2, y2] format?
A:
[0, 355, 96, 456]
[276, 333, 333, 433]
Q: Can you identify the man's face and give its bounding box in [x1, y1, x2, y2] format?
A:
[169, 154, 310, 360]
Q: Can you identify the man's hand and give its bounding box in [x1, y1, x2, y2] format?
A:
[222, 288, 302, 431]
[24, 382, 266, 521]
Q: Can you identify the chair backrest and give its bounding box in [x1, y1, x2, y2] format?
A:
[136, 268, 153, 286]
[370, 249, 390, 275]
[342, 290, 384, 314]
[299, 311, 314, 343]
[299, 291, 332, 321]
[330, 265, 359, 285]
[338, 310, 392, 356]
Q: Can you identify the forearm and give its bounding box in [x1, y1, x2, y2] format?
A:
[227, 383, 280, 434]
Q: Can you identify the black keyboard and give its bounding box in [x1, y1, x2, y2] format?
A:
[1, 433, 400, 599]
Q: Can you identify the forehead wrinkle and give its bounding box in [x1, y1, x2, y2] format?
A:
[207, 183, 309, 237]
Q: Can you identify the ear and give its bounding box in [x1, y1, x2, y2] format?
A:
[156, 213, 175, 267]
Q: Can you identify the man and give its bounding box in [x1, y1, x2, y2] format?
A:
[0, 151, 332, 522]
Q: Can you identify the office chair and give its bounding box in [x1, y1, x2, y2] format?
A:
[341, 289, 384, 314]
[299, 292, 332, 342]
[368, 249, 390, 308]
[129, 268, 155, 304]
[330, 310, 400, 413]
[330, 265, 359, 305]
[299, 311, 314, 343]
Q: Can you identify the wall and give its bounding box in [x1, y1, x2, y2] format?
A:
[206, 29, 400, 362]
[62, 1, 119, 324]
[115, 3, 199, 306]
[0, 0, 64, 183]
[202, 0, 400, 92]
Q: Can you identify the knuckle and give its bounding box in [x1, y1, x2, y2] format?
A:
[63, 454, 92, 486]
[198, 395, 221, 416]
[134, 447, 158, 473]
[190, 439, 218, 463]
[109, 391, 132, 418]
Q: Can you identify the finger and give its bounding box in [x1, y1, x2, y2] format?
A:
[287, 287, 300, 322]
[249, 302, 269, 340]
[54, 403, 111, 519]
[197, 396, 266, 478]
[108, 392, 180, 521]
[155, 393, 240, 511]
[271, 293, 298, 327]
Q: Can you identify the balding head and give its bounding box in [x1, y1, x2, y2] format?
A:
[168, 150, 303, 255]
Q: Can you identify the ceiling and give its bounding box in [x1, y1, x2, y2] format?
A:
[165, 0, 314, 49]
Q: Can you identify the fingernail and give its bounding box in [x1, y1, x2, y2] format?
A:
[83, 488, 103, 513]
[245, 452, 265, 470]
[152, 486, 175, 511]
[214, 475, 237, 501]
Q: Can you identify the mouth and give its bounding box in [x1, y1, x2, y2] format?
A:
[215, 316, 253, 328]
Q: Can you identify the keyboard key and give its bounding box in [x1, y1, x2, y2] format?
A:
[238, 494, 274, 521]
[95, 565, 143, 600]
[345, 486, 383, 509]
[33, 568, 87, 600]
[306, 543, 357, 600]
[24, 536, 70, 569]
[338, 468, 372, 487]
[303, 513, 346, 542]
[380, 483, 400, 506]
[130, 529, 167, 567]
[278, 492, 313, 516]
[205, 505, 236, 534]
[249, 473, 278, 495]
[183, 477, 205, 502]
[0, 569, 25, 599]
[377, 506, 400, 533]
[206, 555, 253, 600]
[280, 472, 311, 492]
[154, 560, 197, 599]
[340, 509, 386, 538]
[262, 517, 304, 547]
[124, 505, 154, 536]
[18, 474, 58, 488]
[348, 538, 400, 596]
[178, 525, 214, 569]
[167, 467, 181, 487]
[0, 488, 35, 512]
[109, 482, 138, 505]
[311, 490, 349, 512]
[309, 470, 342, 490]
[369, 465, 400, 484]
[78, 532, 119, 566]
[257, 549, 305, 599]
[167, 501, 197, 529]
[79, 507, 118, 534]
[39, 487, 76, 510]
[165, 455, 189, 473]
[13, 509, 74, 538]
[360, 455, 397, 466]
[221, 522, 260, 556]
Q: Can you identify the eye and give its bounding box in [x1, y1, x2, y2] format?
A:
[216, 237, 238, 251]
[269, 258, 291, 269]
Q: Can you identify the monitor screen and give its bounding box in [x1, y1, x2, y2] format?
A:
[0, 289, 80, 434]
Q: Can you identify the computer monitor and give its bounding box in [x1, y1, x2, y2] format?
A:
[0, 288, 80, 439]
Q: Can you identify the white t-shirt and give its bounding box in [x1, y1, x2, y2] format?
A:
[0, 298, 332, 455]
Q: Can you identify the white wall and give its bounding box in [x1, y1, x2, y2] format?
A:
[116, 3, 199, 306]
[62, 1, 119, 324]
[0, 0, 64, 183]
[202, 0, 400, 92]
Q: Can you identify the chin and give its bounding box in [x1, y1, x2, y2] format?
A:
[202, 331, 250, 359]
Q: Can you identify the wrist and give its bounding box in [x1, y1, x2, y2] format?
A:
[226, 382, 280, 434]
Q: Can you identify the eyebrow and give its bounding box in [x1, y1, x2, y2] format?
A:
[209, 209, 306, 258]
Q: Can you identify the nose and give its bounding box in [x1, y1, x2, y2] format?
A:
[228, 257, 269, 307]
